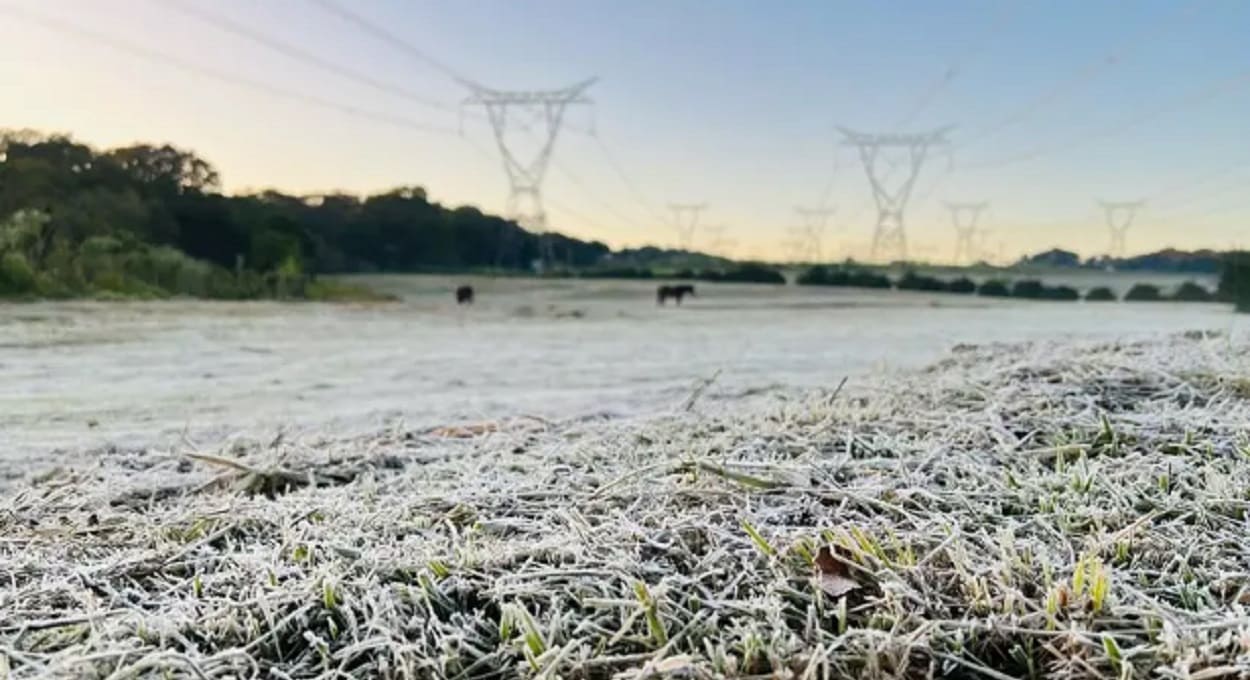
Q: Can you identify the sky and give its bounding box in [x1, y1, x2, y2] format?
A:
[0, 0, 1248, 263]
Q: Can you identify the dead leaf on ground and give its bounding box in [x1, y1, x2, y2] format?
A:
[814, 545, 861, 597]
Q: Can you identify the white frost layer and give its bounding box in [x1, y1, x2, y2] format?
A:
[5, 331, 1250, 678]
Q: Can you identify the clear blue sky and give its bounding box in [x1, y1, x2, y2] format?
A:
[1, 0, 1247, 261]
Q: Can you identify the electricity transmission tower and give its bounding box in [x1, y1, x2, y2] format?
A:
[793, 206, 836, 262]
[945, 201, 988, 265]
[782, 231, 809, 263]
[1099, 199, 1145, 258]
[461, 78, 596, 268]
[839, 126, 953, 262]
[976, 227, 995, 263]
[669, 203, 706, 251]
[702, 224, 737, 259]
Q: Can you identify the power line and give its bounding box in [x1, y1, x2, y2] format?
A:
[1149, 158, 1250, 206]
[306, 1, 644, 240]
[903, 1, 1204, 212]
[304, 0, 469, 84]
[956, 0, 1201, 152]
[815, 142, 842, 210]
[586, 133, 667, 224]
[964, 68, 1250, 172]
[156, 0, 461, 115]
[549, 159, 643, 229]
[0, 3, 458, 137]
[1148, 189, 1250, 225]
[893, 2, 1017, 130]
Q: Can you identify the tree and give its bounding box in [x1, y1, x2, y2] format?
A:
[107, 144, 220, 195]
[0, 128, 657, 299]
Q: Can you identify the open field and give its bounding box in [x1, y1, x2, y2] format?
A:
[6, 331, 1250, 677]
[0, 275, 1243, 484]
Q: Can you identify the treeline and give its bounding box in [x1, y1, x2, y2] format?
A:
[0, 130, 612, 299]
[561, 263, 786, 284]
[799, 265, 1219, 303]
[1020, 247, 1225, 274]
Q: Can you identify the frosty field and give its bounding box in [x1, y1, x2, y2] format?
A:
[7, 327, 1250, 678]
[0, 275, 1240, 482]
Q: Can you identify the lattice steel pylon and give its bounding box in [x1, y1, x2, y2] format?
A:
[669, 203, 706, 251]
[793, 206, 836, 263]
[839, 126, 953, 263]
[976, 227, 995, 263]
[702, 224, 737, 259]
[945, 201, 988, 265]
[1099, 199, 1145, 258]
[461, 78, 596, 268]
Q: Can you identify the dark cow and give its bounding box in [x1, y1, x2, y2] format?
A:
[657, 284, 696, 306]
[455, 285, 474, 305]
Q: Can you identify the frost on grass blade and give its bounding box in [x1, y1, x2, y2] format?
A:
[3, 332, 1249, 678]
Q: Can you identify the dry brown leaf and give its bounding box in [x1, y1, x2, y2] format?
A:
[814, 545, 861, 597]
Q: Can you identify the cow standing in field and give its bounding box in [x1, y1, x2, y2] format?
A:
[456, 285, 474, 305]
[657, 284, 696, 306]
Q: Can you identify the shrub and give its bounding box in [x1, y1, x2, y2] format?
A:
[0, 252, 38, 295]
[854, 270, 888, 288]
[1007, 279, 1079, 301]
[798, 265, 891, 289]
[705, 264, 786, 285]
[1085, 286, 1117, 302]
[797, 265, 843, 286]
[1043, 285, 1080, 301]
[896, 270, 947, 292]
[978, 279, 1011, 297]
[1124, 283, 1163, 302]
[1218, 252, 1250, 310]
[581, 267, 654, 280]
[1171, 281, 1214, 302]
[846, 270, 892, 289]
[1011, 280, 1047, 299]
[947, 277, 976, 294]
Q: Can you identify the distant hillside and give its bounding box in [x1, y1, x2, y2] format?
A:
[1018, 247, 1223, 273]
[1017, 248, 1081, 268]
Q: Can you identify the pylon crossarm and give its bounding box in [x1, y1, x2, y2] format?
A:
[461, 78, 597, 105]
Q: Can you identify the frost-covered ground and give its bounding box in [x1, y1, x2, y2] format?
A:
[0, 276, 1242, 482]
[5, 331, 1250, 678]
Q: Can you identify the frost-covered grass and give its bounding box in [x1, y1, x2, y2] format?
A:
[5, 331, 1250, 678]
